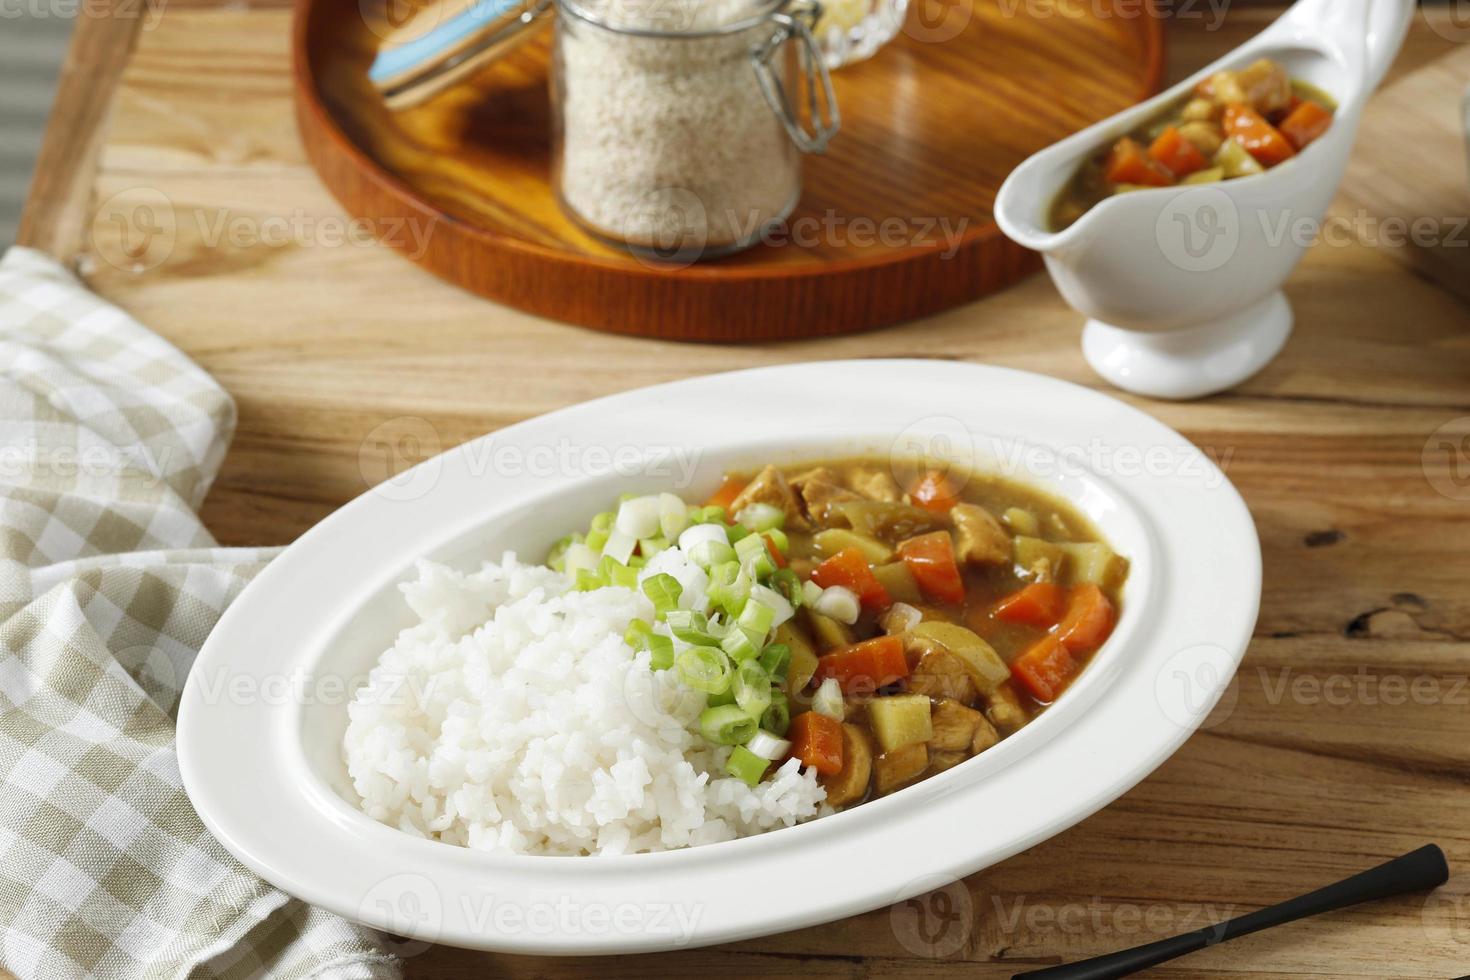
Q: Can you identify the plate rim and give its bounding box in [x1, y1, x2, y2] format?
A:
[178, 359, 1260, 954]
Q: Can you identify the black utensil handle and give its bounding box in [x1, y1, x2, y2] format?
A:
[1012, 844, 1450, 980]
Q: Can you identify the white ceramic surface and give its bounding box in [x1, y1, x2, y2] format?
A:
[177, 361, 1261, 955]
[995, 0, 1413, 400]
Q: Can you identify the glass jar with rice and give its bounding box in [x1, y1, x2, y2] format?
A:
[552, 0, 839, 262]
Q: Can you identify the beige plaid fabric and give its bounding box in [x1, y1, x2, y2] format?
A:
[0, 248, 400, 979]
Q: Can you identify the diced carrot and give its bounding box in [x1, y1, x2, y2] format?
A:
[1011, 634, 1077, 703]
[896, 531, 965, 605]
[1056, 584, 1116, 655]
[814, 635, 909, 695]
[788, 711, 844, 776]
[1104, 137, 1175, 187]
[811, 548, 891, 611]
[705, 475, 746, 510]
[1222, 104, 1295, 167]
[909, 469, 960, 513]
[1268, 92, 1302, 124]
[1277, 100, 1332, 150]
[993, 582, 1065, 629]
[1148, 125, 1208, 178]
[764, 534, 787, 569]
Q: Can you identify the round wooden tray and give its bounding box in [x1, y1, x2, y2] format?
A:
[294, 0, 1164, 341]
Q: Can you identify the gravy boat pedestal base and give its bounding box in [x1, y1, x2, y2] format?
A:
[1082, 290, 1292, 400]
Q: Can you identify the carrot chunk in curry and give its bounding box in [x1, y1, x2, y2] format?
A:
[1050, 57, 1335, 230]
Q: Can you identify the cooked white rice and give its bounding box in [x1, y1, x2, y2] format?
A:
[343, 553, 828, 855]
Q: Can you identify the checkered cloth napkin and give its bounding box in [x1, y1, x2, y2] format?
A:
[0, 248, 401, 979]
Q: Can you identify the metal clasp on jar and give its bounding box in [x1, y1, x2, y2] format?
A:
[751, 0, 842, 154]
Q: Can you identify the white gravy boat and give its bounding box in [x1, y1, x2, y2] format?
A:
[995, 0, 1413, 399]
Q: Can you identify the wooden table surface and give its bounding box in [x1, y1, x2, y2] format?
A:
[19, 3, 1470, 977]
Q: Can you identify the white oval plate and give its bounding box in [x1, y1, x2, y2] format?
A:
[178, 360, 1259, 955]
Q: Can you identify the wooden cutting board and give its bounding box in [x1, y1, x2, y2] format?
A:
[1336, 44, 1470, 303]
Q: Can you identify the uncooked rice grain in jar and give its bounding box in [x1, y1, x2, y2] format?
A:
[552, 0, 838, 262]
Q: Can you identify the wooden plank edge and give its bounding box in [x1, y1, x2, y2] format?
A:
[15, 7, 145, 262]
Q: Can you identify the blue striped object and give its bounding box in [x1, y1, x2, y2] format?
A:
[369, 0, 526, 86]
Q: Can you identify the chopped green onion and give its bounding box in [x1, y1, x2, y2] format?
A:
[585, 527, 610, 552]
[676, 646, 732, 695]
[691, 505, 726, 525]
[628, 554, 648, 570]
[638, 536, 669, 558]
[624, 619, 675, 670]
[546, 534, 578, 572]
[736, 598, 775, 636]
[601, 528, 637, 565]
[745, 729, 792, 761]
[761, 692, 790, 736]
[735, 502, 785, 532]
[615, 495, 662, 539]
[725, 522, 752, 545]
[699, 704, 757, 745]
[733, 659, 772, 716]
[748, 583, 794, 627]
[725, 745, 768, 786]
[574, 568, 605, 592]
[770, 568, 803, 607]
[813, 677, 845, 720]
[706, 561, 750, 620]
[659, 493, 689, 540]
[647, 633, 674, 670]
[598, 555, 637, 589]
[590, 511, 616, 534]
[665, 609, 718, 646]
[720, 625, 762, 661]
[802, 579, 824, 605]
[814, 585, 860, 625]
[688, 540, 736, 569]
[641, 574, 682, 615]
[624, 618, 653, 649]
[765, 527, 789, 554]
[678, 522, 728, 554]
[758, 642, 790, 680]
[705, 686, 737, 707]
[562, 542, 599, 579]
[734, 533, 775, 578]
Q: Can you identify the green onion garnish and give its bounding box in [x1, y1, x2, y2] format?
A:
[665, 609, 718, 646]
[641, 573, 682, 615]
[676, 645, 732, 695]
[761, 692, 790, 736]
[758, 642, 790, 679]
[688, 540, 736, 569]
[736, 597, 775, 636]
[725, 745, 769, 786]
[735, 502, 785, 532]
[546, 534, 578, 572]
[733, 659, 772, 717]
[720, 625, 761, 661]
[647, 633, 674, 670]
[624, 618, 653, 649]
[770, 568, 802, 607]
[699, 704, 757, 745]
[598, 555, 637, 589]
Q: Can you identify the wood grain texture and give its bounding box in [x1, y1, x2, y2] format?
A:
[27, 2, 1470, 977]
[1336, 42, 1470, 306]
[14, 3, 144, 258]
[294, 0, 1164, 340]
